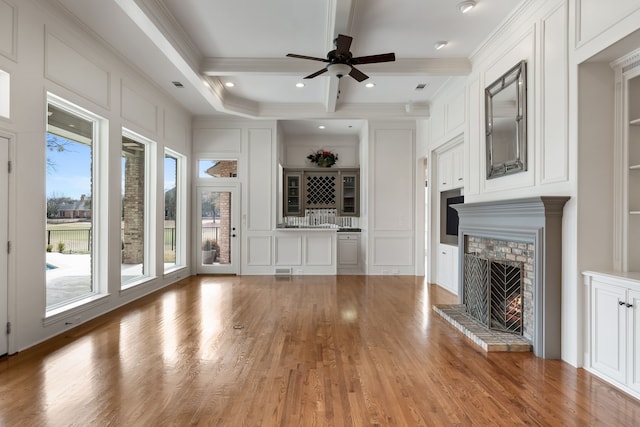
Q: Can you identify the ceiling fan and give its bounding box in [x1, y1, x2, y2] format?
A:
[286, 34, 395, 82]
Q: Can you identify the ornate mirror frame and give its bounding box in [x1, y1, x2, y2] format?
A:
[485, 60, 527, 179]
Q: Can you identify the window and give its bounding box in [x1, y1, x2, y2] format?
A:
[164, 149, 185, 271]
[121, 131, 154, 288]
[198, 159, 237, 178]
[46, 95, 106, 312]
[0, 69, 9, 119]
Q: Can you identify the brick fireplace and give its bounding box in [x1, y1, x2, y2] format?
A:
[449, 196, 569, 359]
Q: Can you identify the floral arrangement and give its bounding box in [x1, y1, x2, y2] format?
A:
[307, 149, 338, 167]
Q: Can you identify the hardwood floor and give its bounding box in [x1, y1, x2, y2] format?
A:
[1, 275, 639, 426]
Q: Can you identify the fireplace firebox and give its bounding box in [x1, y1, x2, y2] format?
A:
[464, 254, 523, 335]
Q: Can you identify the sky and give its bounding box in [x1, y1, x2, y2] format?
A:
[46, 136, 91, 200]
[46, 133, 178, 200]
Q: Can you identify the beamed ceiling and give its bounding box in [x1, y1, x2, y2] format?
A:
[55, 0, 524, 134]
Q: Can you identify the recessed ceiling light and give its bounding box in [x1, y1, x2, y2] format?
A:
[458, 0, 476, 13]
[365, 83, 375, 88]
[318, 125, 326, 129]
[434, 41, 448, 50]
[296, 82, 305, 88]
[225, 82, 235, 88]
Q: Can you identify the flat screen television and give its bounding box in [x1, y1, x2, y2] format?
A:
[445, 195, 464, 236]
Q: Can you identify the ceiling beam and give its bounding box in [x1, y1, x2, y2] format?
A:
[323, 0, 353, 113]
[200, 57, 471, 77]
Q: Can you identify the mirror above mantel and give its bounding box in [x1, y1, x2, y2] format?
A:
[485, 60, 527, 179]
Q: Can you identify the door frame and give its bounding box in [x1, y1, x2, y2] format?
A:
[0, 133, 14, 355]
[194, 183, 241, 275]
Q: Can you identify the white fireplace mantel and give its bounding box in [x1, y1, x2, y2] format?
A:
[452, 196, 570, 359]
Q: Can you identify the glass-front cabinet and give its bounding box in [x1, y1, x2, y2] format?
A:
[284, 170, 303, 216]
[339, 170, 359, 216]
[283, 169, 359, 217]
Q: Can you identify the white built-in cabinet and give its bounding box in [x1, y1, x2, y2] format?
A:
[438, 144, 464, 191]
[583, 272, 640, 398]
[614, 53, 640, 272]
[437, 243, 459, 294]
[627, 73, 640, 271]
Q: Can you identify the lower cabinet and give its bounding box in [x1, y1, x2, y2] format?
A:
[437, 244, 459, 294]
[337, 232, 361, 274]
[583, 272, 640, 397]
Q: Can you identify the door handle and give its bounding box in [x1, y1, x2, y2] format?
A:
[232, 234, 236, 237]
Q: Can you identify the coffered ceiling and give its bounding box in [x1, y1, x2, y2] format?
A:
[55, 0, 523, 128]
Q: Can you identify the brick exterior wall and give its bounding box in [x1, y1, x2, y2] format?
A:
[122, 151, 144, 264]
[218, 192, 231, 264]
[466, 236, 535, 342]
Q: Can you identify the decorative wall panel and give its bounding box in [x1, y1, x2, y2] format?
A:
[46, 33, 109, 108]
[121, 82, 157, 133]
[372, 236, 413, 266]
[247, 236, 271, 266]
[193, 128, 241, 153]
[0, 0, 16, 60]
[275, 235, 302, 265]
[248, 129, 273, 230]
[305, 234, 333, 265]
[541, 3, 569, 184]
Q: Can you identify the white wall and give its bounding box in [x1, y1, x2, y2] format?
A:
[0, 0, 192, 353]
[281, 134, 359, 168]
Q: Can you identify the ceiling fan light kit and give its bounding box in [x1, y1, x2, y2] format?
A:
[458, 0, 477, 13]
[327, 63, 351, 78]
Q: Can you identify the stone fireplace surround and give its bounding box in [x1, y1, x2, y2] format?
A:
[451, 196, 569, 359]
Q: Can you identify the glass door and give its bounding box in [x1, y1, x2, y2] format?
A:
[196, 185, 240, 274]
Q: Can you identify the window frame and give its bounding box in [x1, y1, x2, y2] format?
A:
[120, 128, 156, 289]
[164, 148, 187, 273]
[45, 93, 109, 320]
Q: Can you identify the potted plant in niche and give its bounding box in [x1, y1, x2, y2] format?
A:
[307, 149, 338, 167]
[202, 239, 215, 264]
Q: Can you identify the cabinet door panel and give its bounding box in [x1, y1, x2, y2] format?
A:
[284, 171, 303, 216]
[438, 151, 452, 191]
[436, 245, 452, 290]
[338, 238, 359, 265]
[339, 171, 359, 216]
[591, 280, 627, 383]
[628, 289, 640, 393]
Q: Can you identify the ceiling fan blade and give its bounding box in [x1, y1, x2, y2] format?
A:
[352, 52, 396, 65]
[286, 53, 328, 62]
[335, 34, 353, 56]
[304, 68, 328, 79]
[349, 66, 369, 82]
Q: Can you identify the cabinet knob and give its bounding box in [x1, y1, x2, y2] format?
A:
[627, 303, 634, 308]
[619, 301, 626, 306]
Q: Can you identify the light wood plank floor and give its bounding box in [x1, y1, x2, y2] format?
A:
[1, 275, 639, 426]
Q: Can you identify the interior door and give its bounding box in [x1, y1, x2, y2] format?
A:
[0, 136, 8, 355]
[196, 185, 240, 275]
